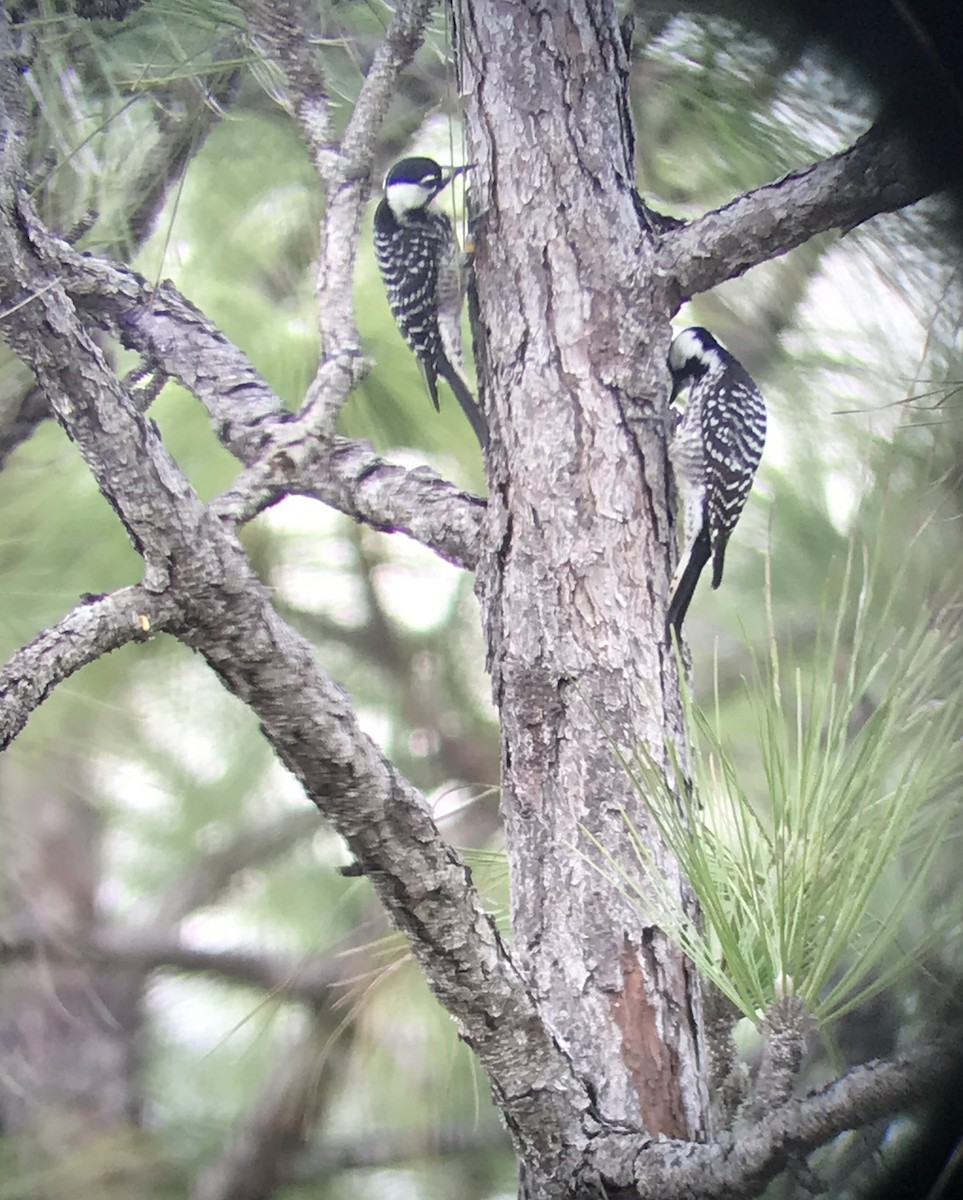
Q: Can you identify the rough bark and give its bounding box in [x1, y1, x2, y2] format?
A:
[28, 228, 485, 566]
[455, 0, 708, 1170]
[657, 120, 949, 306]
[0, 588, 176, 750]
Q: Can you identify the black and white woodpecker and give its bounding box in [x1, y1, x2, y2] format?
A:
[373, 156, 487, 447]
[666, 326, 766, 638]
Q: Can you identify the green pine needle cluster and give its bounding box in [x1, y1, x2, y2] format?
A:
[595, 545, 961, 1028]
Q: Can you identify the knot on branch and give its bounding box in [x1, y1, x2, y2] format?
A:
[757, 994, 814, 1111]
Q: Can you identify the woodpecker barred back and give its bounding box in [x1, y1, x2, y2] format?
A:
[373, 156, 487, 447]
[666, 326, 766, 638]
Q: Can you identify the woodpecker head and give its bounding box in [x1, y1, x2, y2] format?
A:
[382, 156, 470, 217]
[668, 326, 727, 402]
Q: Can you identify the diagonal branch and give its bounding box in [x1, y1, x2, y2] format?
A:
[340, 0, 437, 169]
[0, 242, 470, 567]
[243, 0, 437, 430]
[243, 0, 334, 168]
[181, 583, 587, 1168]
[55, 243, 288, 464]
[212, 428, 485, 569]
[0, 587, 177, 751]
[656, 121, 947, 306]
[708, 1049, 953, 1196]
[33, 237, 484, 565]
[116, 69, 242, 256]
[0, 39, 581, 1165]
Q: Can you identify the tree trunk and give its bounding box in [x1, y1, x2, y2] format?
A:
[0, 756, 146, 1198]
[455, 0, 709, 1168]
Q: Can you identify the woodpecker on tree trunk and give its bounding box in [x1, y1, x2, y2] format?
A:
[373, 156, 487, 448]
[666, 326, 767, 638]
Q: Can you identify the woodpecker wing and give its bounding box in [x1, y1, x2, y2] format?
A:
[703, 367, 766, 589]
[374, 185, 485, 447]
[374, 201, 451, 411]
[666, 332, 767, 638]
[435, 224, 467, 371]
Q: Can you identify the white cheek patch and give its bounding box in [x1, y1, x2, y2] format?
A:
[669, 329, 705, 371]
[670, 328, 724, 373]
[387, 182, 432, 214]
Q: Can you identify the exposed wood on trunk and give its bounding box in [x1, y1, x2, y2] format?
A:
[612, 935, 689, 1139]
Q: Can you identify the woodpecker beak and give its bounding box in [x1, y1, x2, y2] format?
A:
[669, 376, 682, 405]
[443, 163, 474, 187]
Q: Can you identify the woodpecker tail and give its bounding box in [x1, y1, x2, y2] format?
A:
[666, 527, 711, 640]
[438, 357, 489, 449]
[710, 537, 728, 590]
[419, 362, 442, 413]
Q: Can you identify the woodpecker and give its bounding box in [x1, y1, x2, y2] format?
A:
[373, 156, 487, 447]
[666, 326, 766, 638]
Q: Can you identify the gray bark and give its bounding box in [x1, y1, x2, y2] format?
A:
[455, 0, 708, 1164]
[657, 121, 946, 304]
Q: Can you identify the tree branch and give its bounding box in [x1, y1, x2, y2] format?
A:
[0, 925, 361, 1008]
[0, 588, 176, 751]
[340, 0, 436, 169]
[591, 1047, 955, 1199]
[244, 0, 437, 431]
[212, 428, 485, 569]
[286, 1122, 508, 1181]
[180, 583, 587, 1168]
[23, 234, 483, 565]
[120, 69, 241, 253]
[0, 40, 580, 1165]
[0, 918, 951, 1200]
[656, 121, 946, 305]
[12, 237, 477, 568]
[55, 244, 288, 464]
[243, 0, 334, 168]
[0, 379, 49, 470]
[149, 809, 324, 927]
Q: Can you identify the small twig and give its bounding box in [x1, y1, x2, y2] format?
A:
[0, 587, 176, 751]
[212, 424, 486, 569]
